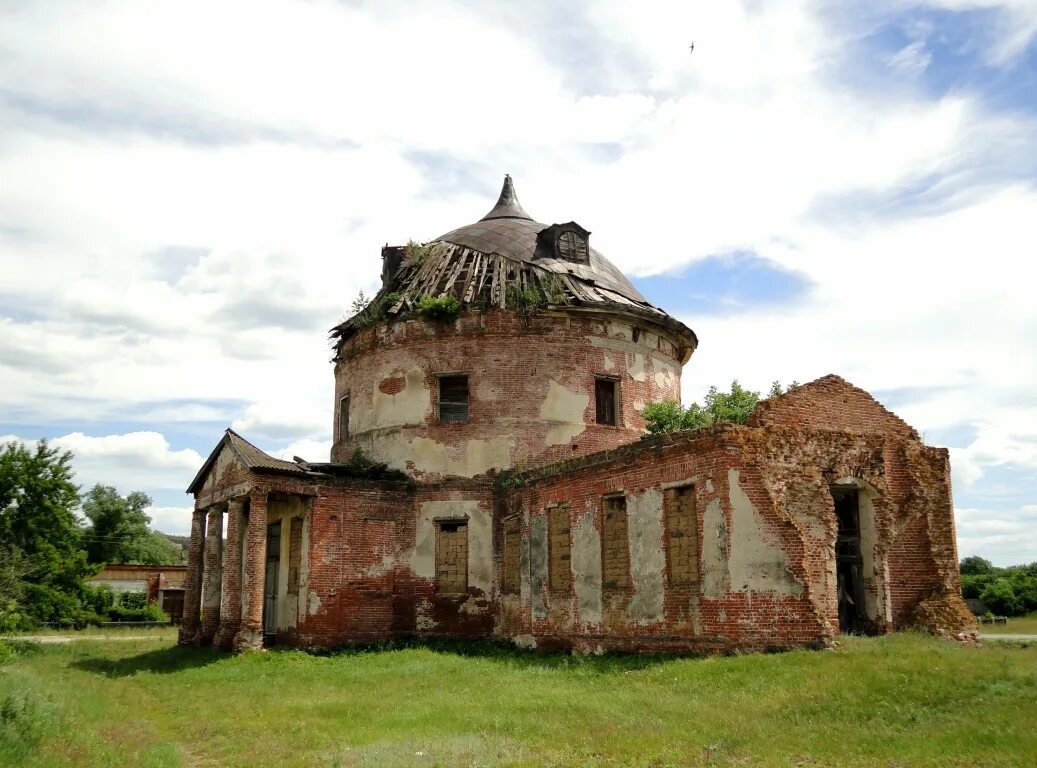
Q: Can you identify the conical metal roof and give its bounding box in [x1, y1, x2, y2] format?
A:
[332, 176, 698, 360]
[434, 176, 647, 303]
[479, 175, 533, 221]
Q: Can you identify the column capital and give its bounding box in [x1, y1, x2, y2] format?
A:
[228, 496, 246, 511]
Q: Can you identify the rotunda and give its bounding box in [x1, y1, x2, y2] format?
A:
[330, 176, 698, 479]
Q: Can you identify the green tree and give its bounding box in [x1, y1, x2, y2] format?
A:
[81, 485, 179, 565]
[641, 380, 763, 434]
[980, 578, 1020, 616]
[960, 556, 995, 576]
[0, 440, 93, 625]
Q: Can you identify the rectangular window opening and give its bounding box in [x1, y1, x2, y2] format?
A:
[601, 496, 630, 590]
[665, 485, 698, 587]
[548, 505, 572, 593]
[438, 375, 469, 423]
[595, 377, 618, 426]
[339, 395, 350, 440]
[503, 516, 521, 594]
[435, 520, 468, 593]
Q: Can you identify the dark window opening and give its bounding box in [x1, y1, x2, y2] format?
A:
[832, 486, 867, 635]
[438, 375, 469, 423]
[339, 395, 350, 440]
[595, 378, 618, 426]
[263, 521, 281, 641]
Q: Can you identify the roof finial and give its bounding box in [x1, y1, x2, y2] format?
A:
[480, 174, 532, 221]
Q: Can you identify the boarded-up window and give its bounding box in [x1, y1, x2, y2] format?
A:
[287, 516, 303, 595]
[601, 496, 630, 590]
[503, 516, 521, 594]
[435, 521, 468, 593]
[666, 486, 698, 586]
[438, 375, 469, 423]
[595, 378, 617, 425]
[339, 395, 350, 439]
[548, 505, 572, 592]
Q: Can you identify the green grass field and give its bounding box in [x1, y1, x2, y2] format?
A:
[993, 612, 1037, 635]
[1, 630, 1035, 768]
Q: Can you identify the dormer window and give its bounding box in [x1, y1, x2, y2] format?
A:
[536, 222, 591, 265]
[557, 230, 588, 263]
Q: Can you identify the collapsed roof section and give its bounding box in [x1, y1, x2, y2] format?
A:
[331, 176, 698, 358]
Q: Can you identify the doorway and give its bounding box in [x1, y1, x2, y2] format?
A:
[831, 487, 866, 634]
[263, 521, 281, 641]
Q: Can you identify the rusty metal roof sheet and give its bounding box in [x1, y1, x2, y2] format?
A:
[434, 177, 647, 303]
[332, 176, 697, 355]
[186, 429, 306, 494]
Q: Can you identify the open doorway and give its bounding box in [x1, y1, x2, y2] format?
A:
[263, 521, 281, 643]
[831, 487, 866, 634]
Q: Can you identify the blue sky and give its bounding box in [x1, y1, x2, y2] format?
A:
[1, 0, 1035, 564]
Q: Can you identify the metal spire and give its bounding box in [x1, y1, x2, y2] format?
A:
[480, 174, 533, 221]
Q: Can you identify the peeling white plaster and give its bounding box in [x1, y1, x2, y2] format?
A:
[539, 380, 589, 446]
[727, 469, 803, 597]
[407, 500, 490, 593]
[372, 433, 512, 477]
[701, 496, 728, 599]
[572, 509, 603, 624]
[626, 489, 665, 623]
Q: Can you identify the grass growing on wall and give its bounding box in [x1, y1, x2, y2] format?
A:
[0, 630, 1035, 767]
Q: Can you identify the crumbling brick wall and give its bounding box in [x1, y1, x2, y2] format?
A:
[330, 309, 685, 479]
[494, 419, 971, 652]
[749, 375, 919, 440]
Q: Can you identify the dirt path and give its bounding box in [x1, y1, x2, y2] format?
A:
[981, 634, 1037, 641]
[11, 634, 167, 644]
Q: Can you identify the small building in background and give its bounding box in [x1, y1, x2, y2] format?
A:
[87, 564, 188, 624]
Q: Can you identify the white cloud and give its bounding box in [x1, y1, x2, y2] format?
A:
[0, 431, 202, 495]
[146, 506, 194, 536]
[1, 0, 1035, 562]
[886, 40, 933, 76]
[955, 506, 1037, 564]
[272, 439, 333, 464]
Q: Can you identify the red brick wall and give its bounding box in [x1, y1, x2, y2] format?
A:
[330, 309, 685, 478]
[495, 422, 967, 652]
[749, 375, 919, 440]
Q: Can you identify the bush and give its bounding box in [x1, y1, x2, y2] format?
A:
[641, 400, 710, 434]
[22, 583, 85, 627]
[416, 296, 460, 322]
[106, 591, 167, 623]
[980, 578, 1020, 616]
[0, 690, 58, 753]
[0, 600, 34, 634]
[641, 381, 763, 435]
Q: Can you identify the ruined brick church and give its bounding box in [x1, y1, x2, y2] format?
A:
[179, 176, 972, 653]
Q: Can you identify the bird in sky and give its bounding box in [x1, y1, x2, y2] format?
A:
[689, 42, 695, 53]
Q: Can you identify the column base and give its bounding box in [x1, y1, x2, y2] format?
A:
[232, 624, 265, 653]
[213, 622, 241, 650]
[198, 612, 221, 646]
[177, 624, 201, 646]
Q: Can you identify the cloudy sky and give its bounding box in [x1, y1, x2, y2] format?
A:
[1, 0, 1035, 564]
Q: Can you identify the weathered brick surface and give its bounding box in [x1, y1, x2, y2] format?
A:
[214, 498, 244, 648]
[176, 508, 206, 646]
[187, 302, 968, 654]
[233, 488, 269, 652]
[330, 310, 685, 478]
[198, 506, 223, 643]
[749, 375, 919, 440]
